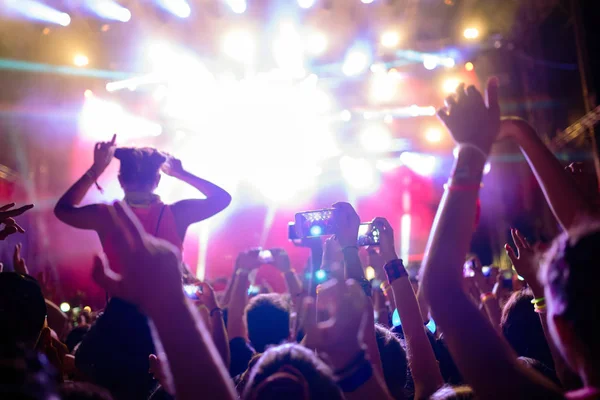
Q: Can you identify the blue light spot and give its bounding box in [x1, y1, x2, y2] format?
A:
[310, 225, 323, 236]
[392, 309, 401, 327]
[315, 269, 327, 282]
[426, 318, 437, 334]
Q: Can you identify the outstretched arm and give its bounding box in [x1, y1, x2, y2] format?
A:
[501, 118, 595, 230]
[163, 157, 232, 236]
[421, 81, 561, 399]
[374, 217, 444, 399]
[54, 136, 115, 230]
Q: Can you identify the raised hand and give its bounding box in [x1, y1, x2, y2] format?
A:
[92, 134, 117, 175]
[161, 155, 185, 178]
[332, 202, 360, 249]
[235, 249, 261, 272]
[270, 248, 291, 273]
[437, 78, 500, 155]
[372, 217, 397, 263]
[13, 243, 28, 275]
[197, 282, 219, 311]
[91, 201, 183, 315]
[505, 229, 539, 290]
[302, 279, 368, 369]
[0, 203, 33, 240]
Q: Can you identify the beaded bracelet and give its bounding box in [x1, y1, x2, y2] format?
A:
[384, 259, 408, 284]
[534, 303, 547, 314]
[531, 297, 546, 305]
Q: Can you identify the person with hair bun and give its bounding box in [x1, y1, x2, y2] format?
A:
[55, 134, 232, 273]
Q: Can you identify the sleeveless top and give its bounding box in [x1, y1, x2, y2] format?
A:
[100, 200, 183, 273]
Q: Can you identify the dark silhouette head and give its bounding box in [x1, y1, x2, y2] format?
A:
[243, 343, 343, 400]
[245, 294, 291, 353]
[541, 224, 600, 379]
[0, 272, 47, 349]
[374, 324, 408, 399]
[114, 147, 166, 194]
[501, 288, 554, 368]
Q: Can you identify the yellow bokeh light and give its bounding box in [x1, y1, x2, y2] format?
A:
[380, 31, 400, 49]
[465, 62, 474, 71]
[425, 127, 443, 143]
[365, 266, 376, 281]
[442, 78, 460, 94]
[73, 54, 89, 67]
[463, 27, 479, 40]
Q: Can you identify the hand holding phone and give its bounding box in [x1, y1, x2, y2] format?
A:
[332, 202, 360, 248]
[294, 209, 336, 239]
[183, 283, 203, 300]
[357, 223, 381, 247]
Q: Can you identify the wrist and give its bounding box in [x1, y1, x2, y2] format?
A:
[145, 294, 188, 322]
[89, 165, 105, 177]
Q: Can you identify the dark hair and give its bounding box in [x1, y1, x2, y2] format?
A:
[245, 294, 291, 353]
[59, 382, 114, 400]
[114, 147, 166, 186]
[430, 385, 475, 400]
[0, 345, 58, 399]
[516, 357, 560, 387]
[541, 225, 600, 363]
[374, 324, 407, 399]
[0, 272, 47, 348]
[243, 343, 343, 400]
[501, 288, 554, 368]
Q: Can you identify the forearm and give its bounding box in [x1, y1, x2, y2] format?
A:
[221, 273, 237, 308]
[416, 288, 430, 323]
[211, 313, 231, 369]
[150, 299, 236, 400]
[55, 169, 97, 209]
[421, 148, 484, 307]
[227, 271, 249, 340]
[176, 170, 231, 200]
[391, 277, 443, 398]
[512, 121, 593, 229]
[342, 248, 369, 296]
[481, 297, 502, 330]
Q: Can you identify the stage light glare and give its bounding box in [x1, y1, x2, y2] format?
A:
[87, 0, 131, 22]
[380, 31, 400, 49]
[424, 106, 437, 116]
[400, 152, 437, 176]
[425, 127, 443, 143]
[315, 269, 327, 281]
[340, 156, 377, 191]
[340, 110, 352, 121]
[298, 0, 315, 8]
[442, 78, 460, 93]
[484, 162, 491, 175]
[226, 0, 247, 13]
[465, 62, 474, 71]
[310, 225, 323, 236]
[463, 27, 479, 39]
[365, 266, 375, 280]
[158, 0, 191, 18]
[84, 89, 93, 98]
[370, 72, 397, 102]
[442, 57, 455, 68]
[5, 0, 72, 26]
[223, 30, 255, 64]
[305, 31, 328, 56]
[361, 0, 375, 3]
[60, 302, 71, 313]
[273, 22, 305, 77]
[423, 55, 438, 70]
[73, 54, 89, 67]
[343, 49, 371, 77]
[360, 124, 392, 153]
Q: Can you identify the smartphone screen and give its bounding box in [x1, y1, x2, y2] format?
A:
[357, 223, 381, 246]
[258, 250, 274, 264]
[183, 284, 202, 300]
[288, 222, 300, 241]
[463, 260, 475, 278]
[294, 209, 336, 238]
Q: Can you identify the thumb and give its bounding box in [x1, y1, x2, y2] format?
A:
[91, 255, 121, 293]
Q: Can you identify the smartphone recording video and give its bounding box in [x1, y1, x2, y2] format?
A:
[183, 284, 202, 300]
[357, 223, 381, 246]
[463, 259, 475, 278]
[258, 250, 274, 264]
[288, 222, 300, 242]
[294, 209, 336, 238]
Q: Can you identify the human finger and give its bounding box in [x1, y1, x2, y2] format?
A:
[466, 84, 484, 105]
[0, 225, 18, 240]
[110, 134, 117, 145]
[0, 204, 34, 218]
[485, 77, 500, 114]
[456, 83, 467, 102]
[0, 203, 15, 212]
[445, 93, 458, 110]
[504, 244, 517, 263]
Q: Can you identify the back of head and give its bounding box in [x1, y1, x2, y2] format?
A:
[243, 343, 343, 400]
[245, 294, 291, 353]
[0, 345, 58, 399]
[114, 147, 166, 190]
[430, 385, 475, 400]
[541, 224, 600, 367]
[501, 288, 554, 368]
[0, 272, 47, 349]
[374, 324, 407, 399]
